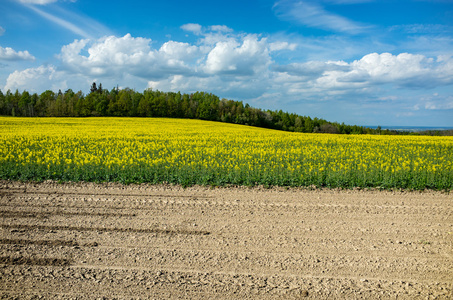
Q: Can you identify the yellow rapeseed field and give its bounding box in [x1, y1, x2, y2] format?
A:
[1, 117, 452, 189]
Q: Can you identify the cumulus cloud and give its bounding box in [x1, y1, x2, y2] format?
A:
[148, 71, 270, 100]
[346, 53, 453, 87]
[58, 34, 201, 79]
[3, 29, 286, 97]
[273, 52, 453, 95]
[0, 46, 35, 61]
[56, 32, 277, 81]
[181, 23, 203, 35]
[3, 28, 453, 110]
[4, 65, 57, 91]
[159, 41, 200, 62]
[3, 63, 97, 93]
[203, 35, 271, 76]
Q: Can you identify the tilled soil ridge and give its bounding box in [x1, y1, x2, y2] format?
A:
[0, 181, 452, 299]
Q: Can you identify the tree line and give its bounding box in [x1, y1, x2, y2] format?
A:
[0, 83, 450, 135]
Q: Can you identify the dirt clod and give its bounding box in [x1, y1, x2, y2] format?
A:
[0, 180, 452, 299]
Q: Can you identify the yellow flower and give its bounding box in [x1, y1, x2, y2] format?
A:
[0, 117, 451, 188]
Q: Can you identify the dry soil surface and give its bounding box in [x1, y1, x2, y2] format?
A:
[0, 181, 452, 299]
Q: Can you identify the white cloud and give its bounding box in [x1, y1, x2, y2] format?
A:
[16, 0, 59, 4]
[160, 41, 200, 61]
[3, 64, 95, 93]
[390, 24, 453, 35]
[0, 26, 5, 36]
[422, 95, 453, 110]
[323, 0, 373, 3]
[272, 52, 453, 96]
[56, 32, 276, 82]
[181, 24, 234, 36]
[59, 34, 152, 76]
[209, 25, 233, 32]
[148, 71, 270, 100]
[3, 27, 453, 117]
[269, 41, 297, 52]
[0, 46, 35, 61]
[4, 65, 57, 91]
[58, 34, 201, 79]
[203, 35, 271, 76]
[378, 95, 398, 101]
[274, 0, 366, 34]
[349, 53, 453, 87]
[425, 101, 453, 110]
[273, 60, 349, 77]
[181, 23, 203, 35]
[16, 0, 78, 4]
[19, 1, 110, 39]
[3, 30, 282, 96]
[352, 53, 428, 80]
[27, 5, 91, 38]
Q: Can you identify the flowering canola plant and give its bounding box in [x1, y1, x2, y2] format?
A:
[1, 117, 452, 189]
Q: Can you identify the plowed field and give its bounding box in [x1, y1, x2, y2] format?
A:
[1, 181, 452, 299]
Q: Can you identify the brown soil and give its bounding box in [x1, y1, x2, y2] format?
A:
[1, 180, 452, 299]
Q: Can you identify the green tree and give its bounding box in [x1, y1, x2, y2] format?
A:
[130, 91, 142, 116]
[117, 89, 133, 116]
[18, 91, 31, 116]
[304, 117, 314, 133]
[36, 90, 55, 117]
[294, 116, 304, 132]
[90, 82, 97, 93]
[0, 90, 5, 115]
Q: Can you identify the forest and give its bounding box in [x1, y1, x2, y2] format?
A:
[0, 83, 450, 135]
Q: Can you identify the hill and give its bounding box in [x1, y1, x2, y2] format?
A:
[0, 84, 450, 136]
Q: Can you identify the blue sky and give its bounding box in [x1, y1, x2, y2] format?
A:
[1, 0, 453, 127]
